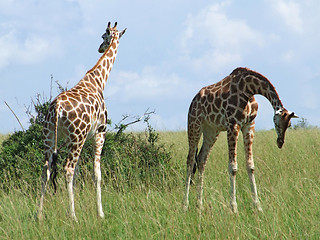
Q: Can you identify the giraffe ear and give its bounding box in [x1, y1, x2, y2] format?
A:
[119, 28, 127, 39]
[290, 112, 299, 118]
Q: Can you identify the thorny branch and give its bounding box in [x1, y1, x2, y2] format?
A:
[114, 108, 155, 138]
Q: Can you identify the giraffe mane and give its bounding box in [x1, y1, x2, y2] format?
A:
[231, 67, 283, 108]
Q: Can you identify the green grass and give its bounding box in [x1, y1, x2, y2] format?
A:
[1, 129, 320, 239]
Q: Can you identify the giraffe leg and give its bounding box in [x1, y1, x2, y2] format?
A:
[38, 132, 57, 220]
[38, 151, 52, 220]
[65, 143, 84, 221]
[196, 127, 219, 211]
[94, 132, 106, 219]
[242, 122, 262, 212]
[183, 125, 201, 211]
[227, 124, 240, 213]
[65, 162, 76, 220]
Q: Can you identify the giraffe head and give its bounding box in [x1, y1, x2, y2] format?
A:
[98, 22, 127, 53]
[273, 108, 298, 148]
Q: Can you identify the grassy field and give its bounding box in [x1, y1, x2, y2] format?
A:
[0, 129, 319, 239]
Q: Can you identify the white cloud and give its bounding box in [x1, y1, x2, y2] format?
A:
[180, 1, 263, 73]
[0, 30, 61, 68]
[0, 0, 82, 69]
[269, 0, 303, 34]
[105, 66, 195, 102]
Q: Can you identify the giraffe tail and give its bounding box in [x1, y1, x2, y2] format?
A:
[190, 148, 199, 185]
[51, 152, 58, 193]
[50, 102, 60, 193]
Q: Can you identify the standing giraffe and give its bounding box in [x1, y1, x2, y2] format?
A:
[183, 67, 298, 213]
[38, 22, 126, 220]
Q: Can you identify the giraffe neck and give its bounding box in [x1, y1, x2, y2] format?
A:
[234, 68, 283, 112]
[79, 34, 120, 92]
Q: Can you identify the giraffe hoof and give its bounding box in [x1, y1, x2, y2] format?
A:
[230, 202, 238, 214]
[98, 212, 105, 219]
[254, 202, 263, 212]
[36, 212, 44, 221]
[183, 202, 189, 211]
[196, 202, 204, 212]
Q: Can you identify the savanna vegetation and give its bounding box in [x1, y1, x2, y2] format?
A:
[0, 98, 319, 239]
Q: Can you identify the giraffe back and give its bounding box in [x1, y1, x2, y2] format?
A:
[188, 73, 259, 131]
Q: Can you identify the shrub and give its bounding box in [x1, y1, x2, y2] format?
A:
[0, 96, 172, 192]
[0, 96, 48, 192]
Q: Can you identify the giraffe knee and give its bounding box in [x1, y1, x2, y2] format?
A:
[246, 163, 255, 174]
[247, 166, 255, 174]
[197, 158, 207, 173]
[187, 152, 197, 172]
[65, 165, 75, 182]
[42, 159, 53, 177]
[229, 163, 238, 175]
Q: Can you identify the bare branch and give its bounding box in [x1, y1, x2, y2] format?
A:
[50, 74, 53, 100]
[114, 109, 155, 137]
[4, 101, 25, 132]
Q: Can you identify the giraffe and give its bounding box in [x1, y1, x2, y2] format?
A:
[183, 67, 298, 213]
[37, 22, 126, 220]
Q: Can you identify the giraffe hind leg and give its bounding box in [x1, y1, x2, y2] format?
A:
[64, 141, 86, 221]
[196, 128, 219, 211]
[38, 151, 54, 220]
[183, 130, 201, 211]
[190, 147, 199, 185]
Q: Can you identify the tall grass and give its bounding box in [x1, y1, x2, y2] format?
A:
[1, 129, 319, 239]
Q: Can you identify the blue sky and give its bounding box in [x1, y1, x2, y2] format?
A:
[0, 0, 319, 133]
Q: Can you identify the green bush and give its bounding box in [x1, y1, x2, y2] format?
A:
[101, 124, 172, 189]
[0, 96, 172, 192]
[0, 124, 44, 192]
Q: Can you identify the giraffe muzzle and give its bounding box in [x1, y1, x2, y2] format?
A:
[277, 137, 284, 149]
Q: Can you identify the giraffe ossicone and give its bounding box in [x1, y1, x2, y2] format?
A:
[183, 67, 298, 213]
[37, 22, 126, 221]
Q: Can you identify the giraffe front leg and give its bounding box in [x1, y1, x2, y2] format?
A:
[94, 132, 105, 219]
[65, 144, 84, 221]
[242, 123, 262, 212]
[247, 168, 262, 212]
[229, 163, 238, 214]
[227, 125, 240, 213]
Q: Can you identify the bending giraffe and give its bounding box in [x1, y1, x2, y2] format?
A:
[38, 22, 126, 220]
[183, 67, 298, 213]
